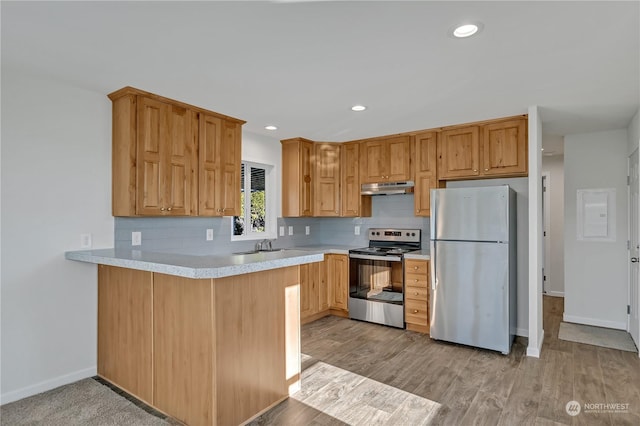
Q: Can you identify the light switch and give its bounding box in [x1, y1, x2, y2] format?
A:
[288, 226, 293, 236]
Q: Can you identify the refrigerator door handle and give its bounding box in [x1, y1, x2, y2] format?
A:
[430, 241, 437, 291]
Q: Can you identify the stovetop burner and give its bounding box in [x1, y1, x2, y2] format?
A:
[349, 228, 422, 258]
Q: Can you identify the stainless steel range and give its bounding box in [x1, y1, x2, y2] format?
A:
[348, 228, 421, 328]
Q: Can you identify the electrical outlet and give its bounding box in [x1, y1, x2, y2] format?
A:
[354, 226, 360, 236]
[206, 229, 214, 241]
[80, 233, 92, 249]
[288, 226, 294, 236]
[305, 226, 310, 235]
[132, 231, 142, 246]
[279, 226, 285, 237]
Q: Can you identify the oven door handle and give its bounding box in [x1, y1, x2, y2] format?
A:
[349, 254, 402, 262]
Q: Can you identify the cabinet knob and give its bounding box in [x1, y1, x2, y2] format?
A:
[413, 309, 419, 314]
[484, 168, 489, 171]
[414, 266, 419, 270]
[160, 207, 165, 211]
[414, 292, 419, 296]
[414, 279, 418, 282]
[167, 207, 172, 211]
[473, 169, 478, 172]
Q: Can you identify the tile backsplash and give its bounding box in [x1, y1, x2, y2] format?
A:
[114, 194, 429, 252]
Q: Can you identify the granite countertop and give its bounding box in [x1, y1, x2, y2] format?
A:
[65, 248, 324, 279]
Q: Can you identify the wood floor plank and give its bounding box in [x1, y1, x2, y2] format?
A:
[597, 346, 640, 425]
[458, 390, 504, 426]
[497, 356, 545, 426]
[571, 342, 612, 426]
[536, 349, 574, 425]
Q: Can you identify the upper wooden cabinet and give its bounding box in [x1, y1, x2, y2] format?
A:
[360, 135, 411, 183]
[341, 142, 371, 217]
[437, 116, 527, 180]
[314, 143, 341, 217]
[198, 115, 241, 216]
[109, 87, 245, 217]
[413, 131, 439, 216]
[281, 138, 314, 217]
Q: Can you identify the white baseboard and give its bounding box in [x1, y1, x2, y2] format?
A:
[543, 291, 564, 298]
[562, 314, 626, 331]
[526, 329, 545, 358]
[516, 327, 528, 337]
[0, 366, 97, 405]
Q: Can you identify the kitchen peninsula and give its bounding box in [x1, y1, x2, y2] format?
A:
[66, 248, 324, 426]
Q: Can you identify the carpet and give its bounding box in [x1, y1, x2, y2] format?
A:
[558, 322, 638, 352]
[0, 378, 173, 425]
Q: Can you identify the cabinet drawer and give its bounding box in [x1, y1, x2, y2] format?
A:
[405, 259, 428, 274]
[405, 299, 428, 326]
[405, 285, 428, 302]
[404, 273, 429, 288]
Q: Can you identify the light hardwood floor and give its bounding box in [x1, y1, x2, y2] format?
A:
[250, 296, 640, 426]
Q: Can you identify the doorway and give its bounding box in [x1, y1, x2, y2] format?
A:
[628, 149, 639, 349]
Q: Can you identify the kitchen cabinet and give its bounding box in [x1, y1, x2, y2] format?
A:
[327, 254, 349, 313]
[360, 135, 411, 183]
[314, 143, 341, 217]
[437, 116, 527, 180]
[341, 142, 372, 217]
[198, 114, 242, 216]
[281, 138, 314, 217]
[97, 264, 301, 426]
[413, 131, 440, 216]
[404, 259, 430, 333]
[97, 265, 153, 404]
[300, 259, 329, 324]
[109, 86, 245, 217]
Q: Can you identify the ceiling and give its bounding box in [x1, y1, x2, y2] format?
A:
[2, 1, 638, 147]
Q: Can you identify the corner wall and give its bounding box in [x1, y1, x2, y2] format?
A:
[1, 71, 114, 403]
[564, 129, 629, 329]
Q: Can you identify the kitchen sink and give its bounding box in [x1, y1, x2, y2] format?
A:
[232, 248, 287, 255]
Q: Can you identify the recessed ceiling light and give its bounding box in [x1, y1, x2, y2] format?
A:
[351, 105, 367, 112]
[264, 125, 278, 131]
[452, 23, 480, 38]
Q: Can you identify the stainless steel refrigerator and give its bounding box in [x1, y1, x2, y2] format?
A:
[429, 185, 516, 354]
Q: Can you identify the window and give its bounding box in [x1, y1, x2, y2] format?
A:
[232, 161, 276, 240]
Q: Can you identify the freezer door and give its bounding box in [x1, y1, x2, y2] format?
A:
[430, 240, 511, 353]
[431, 186, 510, 242]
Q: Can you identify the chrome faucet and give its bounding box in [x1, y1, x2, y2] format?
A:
[255, 239, 273, 251]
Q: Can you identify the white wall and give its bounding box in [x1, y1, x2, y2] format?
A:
[628, 109, 639, 155]
[541, 155, 565, 296]
[564, 129, 629, 329]
[1, 71, 114, 403]
[446, 177, 529, 337]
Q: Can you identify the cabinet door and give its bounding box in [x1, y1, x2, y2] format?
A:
[198, 114, 223, 216]
[98, 265, 153, 403]
[360, 140, 387, 183]
[438, 126, 480, 179]
[387, 136, 411, 181]
[413, 132, 438, 216]
[300, 263, 315, 320]
[300, 141, 314, 216]
[136, 96, 165, 215]
[165, 104, 192, 216]
[482, 118, 527, 176]
[341, 142, 368, 217]
[318, 260, 329, 312]
[314, 143, 341, 217]
[136, 96, 192, 215]
[218, 120, 242, 216]
[327, 254, 348, 311]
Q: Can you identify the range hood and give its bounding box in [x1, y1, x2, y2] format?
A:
[361, 181, 415, 196]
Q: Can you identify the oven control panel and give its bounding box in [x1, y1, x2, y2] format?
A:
[368, 228, 421, 243]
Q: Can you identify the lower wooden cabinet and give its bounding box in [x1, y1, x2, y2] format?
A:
[404, 259, 430, 333]
[97, 264, 301, 426]
[327, 254, 349, 313]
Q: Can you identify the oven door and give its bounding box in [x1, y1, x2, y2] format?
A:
[348, 254, 404, 305]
